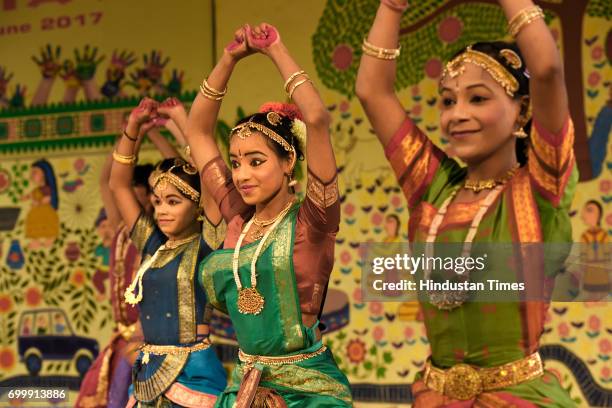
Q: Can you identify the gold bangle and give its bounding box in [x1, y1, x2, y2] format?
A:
[362, 40, 401, 57]
[508, 6, 544, 37]
[288, 78, 312, 100]
[112, 151, 137, 165]
[199, 85, 224, 101]
[202, 78, 227, 96]
[362, 38, 401, 60]
[283, 70, 306, 92]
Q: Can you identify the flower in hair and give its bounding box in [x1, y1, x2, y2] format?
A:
[259, 102, 303, 121]
[291, 118, 307, 152]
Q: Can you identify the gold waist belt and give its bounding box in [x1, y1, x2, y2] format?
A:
[140, 338, 211, 364]
[238, 345, 327, 368]
[423, 352, 544, 401]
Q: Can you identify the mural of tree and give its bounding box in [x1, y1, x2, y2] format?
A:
[313, 0, 612, 181]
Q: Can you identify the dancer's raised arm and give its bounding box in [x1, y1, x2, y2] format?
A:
[185, 27, 253, 172]
[355, 0, 409, 146]
[247, 23, 334, 182]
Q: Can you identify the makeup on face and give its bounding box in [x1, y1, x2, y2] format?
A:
[151, 184, 198, 237]
[229, 132, 288, 205]
[438, 63, 521, 164]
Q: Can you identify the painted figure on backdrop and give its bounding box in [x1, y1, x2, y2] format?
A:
[579, 199, 610, 299]
[76, 101, 197, 408]
[109, 97, 226, 408]
[22, 159, 59, 249]
[357, 0, 577, 406]
[185, 23, 352, 406]
[383, 213, 401, 243]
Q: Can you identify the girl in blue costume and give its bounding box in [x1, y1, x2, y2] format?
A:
[109, 97, 227, 408]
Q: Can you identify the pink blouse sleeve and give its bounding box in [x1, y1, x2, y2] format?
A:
[385, 117, 446, 208]
[298, 169, 340, 233]
[199, 156, 251, 223]
[527, 117, 575, 207]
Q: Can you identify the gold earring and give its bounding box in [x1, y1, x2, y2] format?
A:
[288, 172, 297, 187]
[513, 126, 528, 139]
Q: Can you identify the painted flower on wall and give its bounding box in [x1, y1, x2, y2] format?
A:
[0, 294, 12, 314]
[24, 287, 42, 307]
[347, 339, 366, 364]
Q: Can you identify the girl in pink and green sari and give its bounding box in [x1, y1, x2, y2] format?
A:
[357, 0, 577, 407]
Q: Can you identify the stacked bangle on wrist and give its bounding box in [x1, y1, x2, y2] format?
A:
[112, 151, 137, 165]
[508, 6, 544, 38]
[199, 78, 227, 101]
[284, 70, 312, 100]
[362, 38, 401, 60]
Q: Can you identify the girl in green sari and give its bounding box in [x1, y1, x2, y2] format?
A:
[185, 24, 352, 407]
[357, 0, 576, 407]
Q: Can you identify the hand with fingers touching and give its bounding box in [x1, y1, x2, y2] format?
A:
[224, 25, 255, 62]
[245, 22, 282, 56]
[125, 97, 159, 139]
[157, 97, 188, 133]
[32, 44, 62, 79]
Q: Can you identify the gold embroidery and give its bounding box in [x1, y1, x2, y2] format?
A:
[130, 213, 156, 253]
[203, 217, 227, 250]
[199, 254, 228, 313]
[511, 169, 542, 242]
[271, 206, 304, 351]
[79, 346, 112, 407]
[133, 353, 189, 402]
[400, 144, 430, 193]
[528, 120, 575, 199]
[164, 382, 217, 407]
[388, 127, 425, 178]
[306, 174, 339, 208]
[233, 361, 352, 404]
[202, 157, 232, 197]
[112, 225, 131, 324]
[177, 239, 199, 344]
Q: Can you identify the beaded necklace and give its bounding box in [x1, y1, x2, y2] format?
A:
[232, 199, 295, 315]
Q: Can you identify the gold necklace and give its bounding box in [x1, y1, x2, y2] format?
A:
[124, 233, 199, 305]
[250, 201, 295, 240]
[463, 163, 519, 192]
[164, 233, 199, 249]
[232, 199, 295, 315]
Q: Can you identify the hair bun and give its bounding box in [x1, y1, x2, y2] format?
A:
[258, 102, 303, 121]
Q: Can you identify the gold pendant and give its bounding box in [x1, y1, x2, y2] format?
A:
[142, 352, 150, 364]
[237, 288, 265, 315]
[250, 225, 264, 241]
